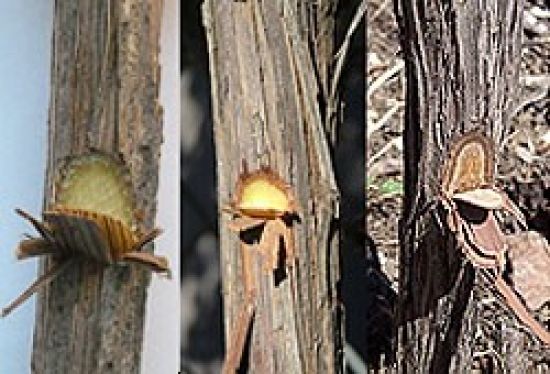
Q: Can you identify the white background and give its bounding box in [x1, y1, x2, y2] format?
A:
[142, 0, 180, 372]
[0, 2, 52, 372]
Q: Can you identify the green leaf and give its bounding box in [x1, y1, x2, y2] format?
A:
[379, 179, 403, 196]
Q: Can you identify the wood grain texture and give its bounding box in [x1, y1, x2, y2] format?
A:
[203, 0, 342, 372]
[394, 0, 525, 372]
[31, 1, 163, 373]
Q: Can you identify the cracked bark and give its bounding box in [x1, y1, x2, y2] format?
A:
[394, 0, 528, 372]
[31, 1, 163, 373]
[203, 0, 342, 372]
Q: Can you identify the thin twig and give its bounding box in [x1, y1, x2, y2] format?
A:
[328, 0, 367, 118]
[368, 0, 391, 22]
[367, 59, 405, 99]
[367, 102, 403, 137]
[367, 136, 402, 168]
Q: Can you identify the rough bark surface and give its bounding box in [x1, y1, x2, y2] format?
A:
[203, 0, 342, 372]
[394, 0, 526, 372]
[32, 1, 163, 373]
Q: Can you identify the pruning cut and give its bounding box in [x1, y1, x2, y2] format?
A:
[2, 152, 171, 318]
[221, 165, 299, 373]
[225, 166, 299, 272]
[439, 131, 550, 345]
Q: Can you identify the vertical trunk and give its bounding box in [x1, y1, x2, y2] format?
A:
[203, 0, 342, 372]
[394, 0, 524, 372]
[32, 1, 163, 373]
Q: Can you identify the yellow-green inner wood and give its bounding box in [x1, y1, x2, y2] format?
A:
[54, 153, 135, 228]
[238, 178, 290, 215]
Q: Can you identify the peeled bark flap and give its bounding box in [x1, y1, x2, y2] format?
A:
[32, 1, 163, 373]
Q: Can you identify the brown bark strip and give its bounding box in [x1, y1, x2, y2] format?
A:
[221, 296, 256, 374]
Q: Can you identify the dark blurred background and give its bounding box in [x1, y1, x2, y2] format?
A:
[181, 1, 221, 372]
